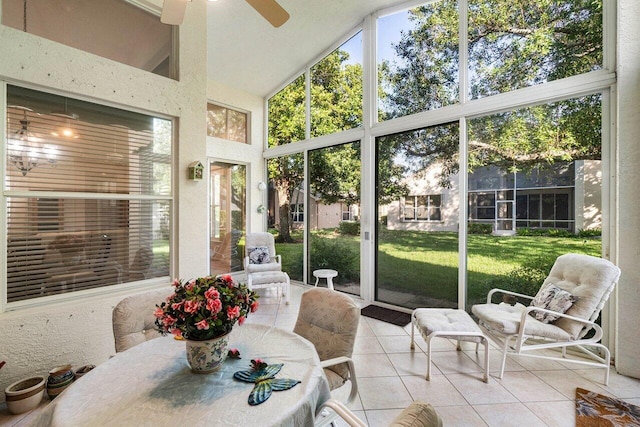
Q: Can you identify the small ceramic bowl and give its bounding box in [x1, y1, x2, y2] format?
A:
[48, 365, 73, 383]
[74, 365, 95, 379]
[46, 376, 74, 389]
[5, 376, 46, 415]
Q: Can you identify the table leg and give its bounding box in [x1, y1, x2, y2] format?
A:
[327, 277, 334, 290]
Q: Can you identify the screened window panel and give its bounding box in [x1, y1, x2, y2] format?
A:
[5, 85, 172, 303]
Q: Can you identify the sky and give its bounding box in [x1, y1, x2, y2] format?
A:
[336, 8, 413, 67]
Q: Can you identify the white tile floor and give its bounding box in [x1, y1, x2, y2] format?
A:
[253, 284, 640, 427]
[2, 283, 639, 427]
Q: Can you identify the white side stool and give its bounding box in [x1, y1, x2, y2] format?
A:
[411, 308, 489, 383]
[312, 269, 338, 290]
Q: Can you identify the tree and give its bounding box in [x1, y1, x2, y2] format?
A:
[269, 50, 406, 240]
[380, 0, 603, 180]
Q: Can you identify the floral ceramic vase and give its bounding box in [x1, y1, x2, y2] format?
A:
[185, 333, 230, 374]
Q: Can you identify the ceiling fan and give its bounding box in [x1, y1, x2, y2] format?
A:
[161, 0, 289, 27]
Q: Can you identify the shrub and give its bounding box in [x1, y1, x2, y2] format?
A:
[578, 227, 602, 238]
[309, 238, 359, 283]
[547, 229, 573, 238]
[338, 221, 360, 236]
[380, 215, 388, 226]
[468, 223, 492, 234]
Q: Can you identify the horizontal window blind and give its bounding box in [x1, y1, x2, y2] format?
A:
[5, 85, 172, 303]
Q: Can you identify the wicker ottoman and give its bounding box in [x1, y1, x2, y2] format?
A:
[411, 308, 489, 382]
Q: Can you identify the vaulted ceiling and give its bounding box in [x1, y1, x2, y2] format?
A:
[206, 0, 406, 98]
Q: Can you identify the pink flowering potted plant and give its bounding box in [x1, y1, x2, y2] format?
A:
[154, 275, 259, 373]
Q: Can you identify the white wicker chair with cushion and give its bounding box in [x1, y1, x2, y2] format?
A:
[244, 232, 290, 303]
[112, 287, 172, 353]
[472, 253, 620, 384]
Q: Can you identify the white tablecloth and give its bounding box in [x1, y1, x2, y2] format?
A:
[35, 324, 331, 427]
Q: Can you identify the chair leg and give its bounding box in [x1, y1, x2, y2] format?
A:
[499, 337, 510, 379]
[284, 273, 290, 305]
[482, 337, 490, 383]
[426, 334, 433, 381]
[410, 316, 416, 350]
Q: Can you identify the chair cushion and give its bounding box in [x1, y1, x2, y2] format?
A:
[250, 271, 288, 286]
[541, 254, 620, 338]
[323, 367, 346, 391]
[390, 402, 443, 427]
[248, 246, 270, 264]
[246, 261, 281, 273]
[472, 303, 572, 341]
[293, 288, 359, 382]
[529, 284, 577, 323]
[112, 287, 173, 352]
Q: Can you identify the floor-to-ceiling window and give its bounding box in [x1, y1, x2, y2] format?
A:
[308, 142, 361, 295]
[265, 0, 612, 312]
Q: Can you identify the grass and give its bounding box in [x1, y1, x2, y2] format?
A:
[274, 228, 601, 306]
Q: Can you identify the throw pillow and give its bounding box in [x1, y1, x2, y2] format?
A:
[248, 246, 270, 264]
[530, 284, 577, 323]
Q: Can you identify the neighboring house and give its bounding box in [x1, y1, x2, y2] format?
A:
[386, 160, 601, 234]
[268, 186, 359, 231]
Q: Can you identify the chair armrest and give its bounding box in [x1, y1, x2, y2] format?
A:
[317, 399, 366, 427]
[520, 306, 596, 327]
[487, 288, 535, 304]
[244, 256, 249, 270]
[321, 356, 358, 404]
[518, 306, 602, 341]
[275, 254, 282, 265]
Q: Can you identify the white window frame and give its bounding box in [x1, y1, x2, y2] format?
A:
[1, 82, 174, 312]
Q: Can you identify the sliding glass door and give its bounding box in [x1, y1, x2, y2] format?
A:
[375, 124, 459, 309]
[210, 162, 245, 276]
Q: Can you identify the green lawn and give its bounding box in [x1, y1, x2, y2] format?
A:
[274, 228, 601, 306]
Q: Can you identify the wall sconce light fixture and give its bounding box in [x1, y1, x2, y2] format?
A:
[257, 181, 267, 191]
[257, 204, 266, 214]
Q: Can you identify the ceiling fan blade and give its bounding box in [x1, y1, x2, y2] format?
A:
[244, 0, 290, 28]
[161, 0, 189, 25]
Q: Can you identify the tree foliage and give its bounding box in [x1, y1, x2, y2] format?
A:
[380, 0, 603, 181]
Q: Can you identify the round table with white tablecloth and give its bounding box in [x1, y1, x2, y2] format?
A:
[34, 324, 331, 427]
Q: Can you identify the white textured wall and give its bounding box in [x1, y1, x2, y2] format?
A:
[0, 1, 209, 399]
[616, 0, 640, 379]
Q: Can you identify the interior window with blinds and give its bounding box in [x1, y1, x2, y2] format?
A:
[5, 85, 172, 303]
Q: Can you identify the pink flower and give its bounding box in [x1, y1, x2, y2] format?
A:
[172, 279, 180, 287]
[153, 307, 165, 318]
[204, 287, 220, 300]
[195, 319, 210, 330]
[227, 305, 240, 319]
[206, 298, 222, 314]
[238, 315, 246, 326]
[250, 301, 259, 313]
[162, 315, 176, 327]
[185, 280, 196, 291]
[166, 293, 176, 302]
[221, 275, 234, 287]
[171, 329, 182, 338]
[184, 299, 201, 314]
[171, 301, 184, 310]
